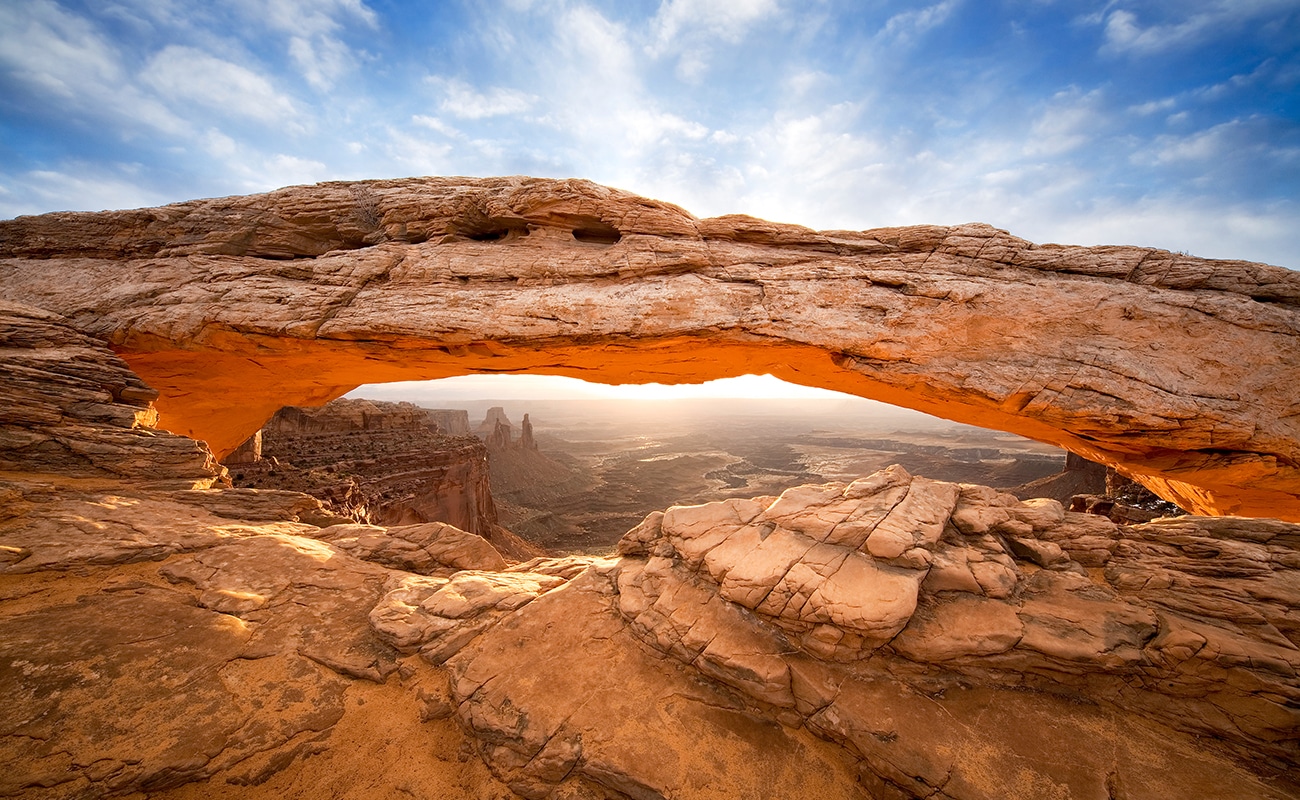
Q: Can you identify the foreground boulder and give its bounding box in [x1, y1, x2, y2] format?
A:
[436, 468, 1299, 798]
[3, 177, 1298, 518]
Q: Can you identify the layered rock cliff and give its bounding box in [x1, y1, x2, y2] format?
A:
[0, 302, 219, 488]
[224, 398, 537, 560]
[2, 177, 1297, 519]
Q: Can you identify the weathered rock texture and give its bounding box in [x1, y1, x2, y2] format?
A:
[0, 482, 519, 799]
[2, 177, 1296, 519]
[7, 468, 1299, 799]
[225, 398, 537, 560]
[0, 301, 219, 488]
[614, 469, 1300, 770]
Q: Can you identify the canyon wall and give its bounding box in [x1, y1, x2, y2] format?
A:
[0, 176, 1296, 520]
[225, 398, 536, 559]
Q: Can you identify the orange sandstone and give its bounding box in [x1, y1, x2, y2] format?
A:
[2, 177, 1297, 519]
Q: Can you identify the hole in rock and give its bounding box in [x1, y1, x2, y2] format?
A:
[571, 224, 622, 245]
[467, 228, 519, 242]
[449, 214, 532, 243]
[215, 373, 1069, 556]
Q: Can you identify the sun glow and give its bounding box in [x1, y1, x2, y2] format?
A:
[348, 373, 854, 402]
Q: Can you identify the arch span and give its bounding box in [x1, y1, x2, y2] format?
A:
[1, 177, 1297, 519]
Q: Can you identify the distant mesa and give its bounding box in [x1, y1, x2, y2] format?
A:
[428, 408, 471, 436]
[475, 406, 539, 452]
[2, 176, 1297, 519]
[476, 406, 512, 438]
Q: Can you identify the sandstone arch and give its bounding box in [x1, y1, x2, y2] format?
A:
[2, 177, 1298, 519]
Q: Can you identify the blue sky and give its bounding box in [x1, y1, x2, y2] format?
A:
[2, 0, 1298, 269]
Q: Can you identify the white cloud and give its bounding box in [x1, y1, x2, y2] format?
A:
[412, 114, 465, 139]
[1029, 197, 1300, 268]
[0, 0, 119, 99]
[784, 69, 829, 98]
[140, 45, 301, 128]
[1100, 1, 1298, 55]
[200, 128, 238, 157]
[191, 133, 332, 193]
[878, 0, 960, 46]
[257, 0, 376, 35]
[0, 0, 186, 134]
[484, 4, 721, 182]
[289, 34, 356, 91]
[1129, 97, 1176, 115]
[1132, 117, 1300, 172]
[382, 128, 455, 176]
[1025, 87, 1107, 157]
[0, 165, 169, 217]
[229, 0, 376, 89]
[1142, 121, 1237, 164]
[646, 0, 780, 80]
[256, 154, 329, 189]
[427, 77, 536, 119]
[648, 0, 781, 50]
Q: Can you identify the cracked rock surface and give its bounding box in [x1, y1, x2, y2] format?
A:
[457, 467, 1297, 798]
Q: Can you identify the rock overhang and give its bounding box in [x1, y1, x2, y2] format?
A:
[1, 175, 1298, 520]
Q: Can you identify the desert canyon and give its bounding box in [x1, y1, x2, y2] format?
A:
[1, 176, 1299, 799]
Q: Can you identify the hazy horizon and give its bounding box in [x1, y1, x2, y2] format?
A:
[347, 373, 863, 402]
[344, 373, 962, 430]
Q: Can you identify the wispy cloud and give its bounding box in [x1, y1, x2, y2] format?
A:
[0, 0, 186, 133]
[231, 0, 376, 89]
[427, 77, 536, 120]
[289, 35, 355, 91]
[383, 126, 454, 176]
[646, 0, 781, 80]
[140, 45, 301, 129]
[1099, 1, 1298, 55]
[877, 0, 960, 46]
[1025, 87, 1108, 157]
[241, 0, 377, 35]
[0, 163, 168, 217]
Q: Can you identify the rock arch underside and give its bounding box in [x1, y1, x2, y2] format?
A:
[2, 176, 1297, 520]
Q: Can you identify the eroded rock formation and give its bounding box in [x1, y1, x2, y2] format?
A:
[0, 302, 218, 488]
[2, 177, 1297, 518]
[225, 398, 536, 560]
